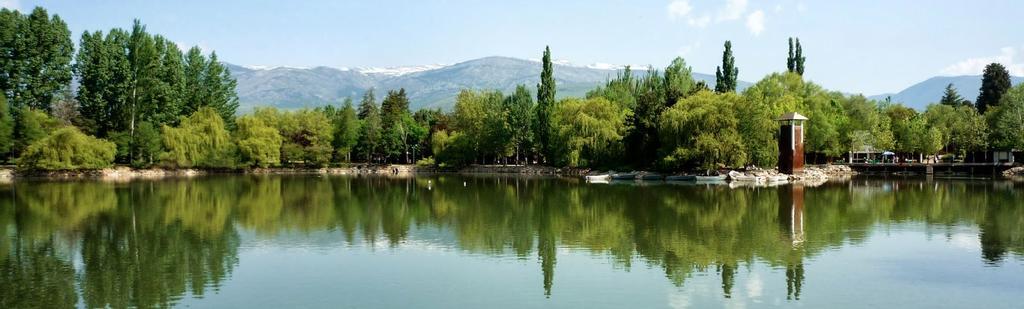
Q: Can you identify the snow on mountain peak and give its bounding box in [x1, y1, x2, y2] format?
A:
[357, 64, 451, 76]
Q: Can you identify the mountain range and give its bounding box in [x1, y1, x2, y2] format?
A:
[869, 75, 1024, 110]
[227, 56, 736, 111]
[227, 56, 1021, 112]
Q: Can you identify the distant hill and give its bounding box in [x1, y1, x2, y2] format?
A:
[228, 56, 748, 111]
[869, 75, 1024, 110]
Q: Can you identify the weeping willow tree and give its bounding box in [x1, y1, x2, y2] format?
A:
[160, 107, 235, 168]
[658, 90, 747, 170]
[550, 97, 626, 167]
[16, 127, 116, 170]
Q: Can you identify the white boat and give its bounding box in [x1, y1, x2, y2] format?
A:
[728, 171, 765, 182]
[766, 175, 789, 182]
[585, 174, 611, 182]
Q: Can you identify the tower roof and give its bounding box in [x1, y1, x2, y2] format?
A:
[776, 112, 808, 121]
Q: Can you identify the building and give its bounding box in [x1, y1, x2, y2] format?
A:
[777, 112, 808, 175]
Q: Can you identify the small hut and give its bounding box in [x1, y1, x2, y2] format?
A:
[777, 112, 808, 175]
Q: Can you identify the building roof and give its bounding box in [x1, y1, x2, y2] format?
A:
[776, 112, 809, 121]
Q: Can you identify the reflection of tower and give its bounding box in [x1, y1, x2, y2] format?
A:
[778, 184, 806, 300]
[778, 185, 805, 245]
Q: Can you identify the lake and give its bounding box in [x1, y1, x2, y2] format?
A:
[1, 175, 1022, 308]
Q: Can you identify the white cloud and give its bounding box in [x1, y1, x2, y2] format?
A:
[667, 0, 693, 19]
[717, 0, 749, 22]
[687, 14, 711, 28]
[774, 4, 783, 13]
[940, 46, 1024, 76]
[677, 41, 702, 56]
[745, 10, 765, 35]
[797, 3, 808, 13]
[0, 0, 19, 10]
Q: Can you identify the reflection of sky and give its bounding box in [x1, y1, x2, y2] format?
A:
[178, 225, 1024, 309]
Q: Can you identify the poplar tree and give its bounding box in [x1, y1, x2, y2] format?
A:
[976, 63, 1011, 114]
[535, 46, 556, 162]
[715, 41, 739, 93]
[795, 38, 805, 75]
[0, 7, 74, 112]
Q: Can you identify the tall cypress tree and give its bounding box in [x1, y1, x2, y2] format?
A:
[976, 63, 1011, 114]
[715, 41, 739, 93]
[787, 38, 796, 73]
[535, 46, 556, 162]
[795, 38, 805, 75]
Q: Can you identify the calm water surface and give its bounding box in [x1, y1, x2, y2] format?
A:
[1, 175, 1022, 308]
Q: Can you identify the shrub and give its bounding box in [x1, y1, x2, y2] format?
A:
[17, 127, 116, 170]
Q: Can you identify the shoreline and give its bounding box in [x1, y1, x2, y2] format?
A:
[1, 163, 1020, 184]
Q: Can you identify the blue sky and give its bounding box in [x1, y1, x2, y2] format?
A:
[4, 0, 1023, 95]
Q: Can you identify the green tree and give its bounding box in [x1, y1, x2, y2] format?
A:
[659, 90, 747, 170]
[17, 127, 116, 170]
[0, 94, 13, 159]
[986, 84, 1024, 150]
[787, 38, 805, 75]
[355, 89, 382, 162]
[715, 41, 739, 93]
[0, 7, 74, 112]
[587, 66, 637, 111]
[235, 113, 283, 167]
[795, 38, 805, 75]
[160, 107, 236, 168]
[976, 63, 1012, 114]
[940, 83, 965, 107]
[738, 73, 801, 166]
[279, 109, 334, 166]
[664, 57, 695, 107]
[201, 52, 240, 126]
[505, 85, 534, 164]
[331, 98, 361, 162]
[74, 29, 130, 136]
[535, 46, 556, 162]
[550, 97, 626, 167]
[626, 69, 666, 166]
[380, 89, 414, 163]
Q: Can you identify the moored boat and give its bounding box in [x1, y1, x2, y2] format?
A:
[585, 174, 610, 182]
[695, 175, 727, 182]
[728, 171, 765, 182]
[665, 175, 697, 181]
[611, 173, 638, 180]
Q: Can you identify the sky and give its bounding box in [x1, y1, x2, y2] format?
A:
[4, 0, 1024, 95]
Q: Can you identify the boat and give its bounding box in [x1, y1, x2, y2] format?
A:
[728, 171, 766, 182]
[638, 173, 665, 181]
[766, 175, 789, 182]
[611, 173, 638, 180]
[584, 174, 610, 182]
[665, 175, 697, 181]
[694, 175, 727, 182]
